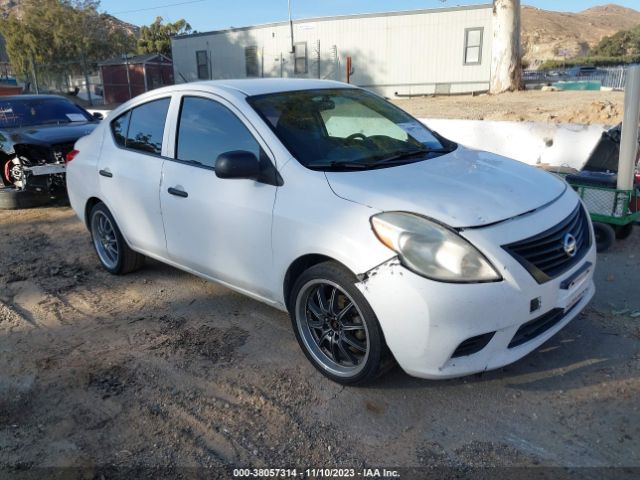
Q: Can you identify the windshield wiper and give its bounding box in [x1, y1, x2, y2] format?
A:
[373, 147, 452, 165]
[309, 147, 454, 171]
[309, 161, 378, 171]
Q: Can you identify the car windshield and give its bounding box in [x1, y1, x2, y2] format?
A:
[0, 97, 93, 128]
[248, 88, 456, 171]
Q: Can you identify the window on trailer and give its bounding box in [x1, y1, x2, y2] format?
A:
[245, 46, 260, 77]
[294, 42, 308, 74]
[463, 27, 483, 65]
[196, 50, 209, 80]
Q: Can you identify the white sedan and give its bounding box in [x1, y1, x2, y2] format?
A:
[66, 79, 596, 384]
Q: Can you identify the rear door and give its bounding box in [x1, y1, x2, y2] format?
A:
[160, 93, 277, 297]
[98, 96, 173, 255]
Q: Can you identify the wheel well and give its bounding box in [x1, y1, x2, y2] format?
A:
[283, 254, 341, 311]
[84, 197, 102, 230]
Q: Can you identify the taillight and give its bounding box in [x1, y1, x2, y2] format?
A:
[65, 149, 79, 163]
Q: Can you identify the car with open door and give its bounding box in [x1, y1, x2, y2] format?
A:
[67, 79, 596, 385]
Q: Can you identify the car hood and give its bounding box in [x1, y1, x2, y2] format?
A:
[324, 146, 567, 228]
[1, 123, 97, 150]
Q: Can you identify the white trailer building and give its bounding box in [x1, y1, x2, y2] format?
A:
[171, 4, 493, 97]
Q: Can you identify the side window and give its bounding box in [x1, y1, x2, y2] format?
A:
[111, 111, 130, 147]
[176, 96, 260, 168]
[464, 27, 483, 65]
[125, 98, 171, 156]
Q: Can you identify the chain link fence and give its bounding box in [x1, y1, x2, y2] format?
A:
[524, 65, 636, 91]
[208, 42, 343, 83]
[24, 59, 104, 106]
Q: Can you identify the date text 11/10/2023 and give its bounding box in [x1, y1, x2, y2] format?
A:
[232, 468, 400, 478]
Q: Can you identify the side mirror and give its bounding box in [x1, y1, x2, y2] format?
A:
[92, 112, 104, 121]
[215, 150, 260, 181]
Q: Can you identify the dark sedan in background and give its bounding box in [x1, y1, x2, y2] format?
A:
[0, 95, 100, 208]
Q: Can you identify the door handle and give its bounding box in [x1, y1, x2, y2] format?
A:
[99, 169, 113, 178]
[168, 187, 188, 198]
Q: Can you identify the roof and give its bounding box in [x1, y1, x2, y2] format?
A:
[99, 54, 172, 66]
[172, 3, 493, 40]
[108, 79, 359, 119]
[0, 94, 68, 101]
[174, 78, 356, 96]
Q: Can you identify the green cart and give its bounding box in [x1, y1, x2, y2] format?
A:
[567, 180, 639, 252]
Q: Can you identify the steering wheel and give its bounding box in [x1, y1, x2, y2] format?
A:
[345, 133, 367, 142]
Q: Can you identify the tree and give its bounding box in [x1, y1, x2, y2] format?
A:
[591, 25, 640, 58]
[137, 17, 192, 58]
[0, 0, 136, 79]
[489, 0, 523, 93]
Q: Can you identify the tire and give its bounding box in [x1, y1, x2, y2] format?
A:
[289, 261, 393, 385]
[593, 222, 615, 253]
[614, 223, 634, 240]
[89, 202, 145, 275]
[0, 186, 51, 210]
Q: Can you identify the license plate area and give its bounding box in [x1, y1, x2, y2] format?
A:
[558, 262, 592, 312]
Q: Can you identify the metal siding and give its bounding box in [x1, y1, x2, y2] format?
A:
[171, 6, 492, 95]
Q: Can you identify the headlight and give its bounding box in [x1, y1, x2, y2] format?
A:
[370, 212, 501, 283]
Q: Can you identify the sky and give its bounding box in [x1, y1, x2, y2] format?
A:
[99, 0, 640, 32]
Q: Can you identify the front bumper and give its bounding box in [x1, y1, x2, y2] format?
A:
[356, 193, 596, 380]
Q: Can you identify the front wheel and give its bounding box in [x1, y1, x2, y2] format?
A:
[89, 203, 145, 274]
[289, 261, 392, 385]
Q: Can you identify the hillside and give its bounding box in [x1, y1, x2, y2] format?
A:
[522, 4, 640, 68]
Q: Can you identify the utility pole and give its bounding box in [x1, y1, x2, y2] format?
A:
[124, 53, 132, 100]
[82, 52, 93, 107]
[618, 66, 640, 191]
[288, 0, 294, 53]
[30, 56, 39, 94]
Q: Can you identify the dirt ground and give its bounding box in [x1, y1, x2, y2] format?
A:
[392, 90, 625, 125]
[0, 206, 639, 478]
[1, 91, 639, 478]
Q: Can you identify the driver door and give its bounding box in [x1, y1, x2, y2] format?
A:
[160, 93, 278, 298]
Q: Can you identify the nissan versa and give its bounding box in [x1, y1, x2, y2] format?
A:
[66, 79, 596, 385]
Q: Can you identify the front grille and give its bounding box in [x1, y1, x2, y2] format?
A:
[503, 204, 591, 284]
[451, 332, 495, 358]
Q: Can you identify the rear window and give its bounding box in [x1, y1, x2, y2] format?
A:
[111, 111, 130, 147]
[110, 98, 170, 156]
[126, 99, 170, 155]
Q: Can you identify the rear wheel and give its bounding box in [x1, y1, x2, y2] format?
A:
[593, 222, 615, 253]
[289, 261, 392, 385]
[89, 203, 145, 274]
[614, 223, 634, 240]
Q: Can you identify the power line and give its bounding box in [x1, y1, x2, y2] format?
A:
[112, 0, 206, 15]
